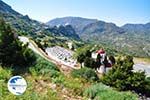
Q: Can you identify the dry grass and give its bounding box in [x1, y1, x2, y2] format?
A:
[133, 57, 150, 65]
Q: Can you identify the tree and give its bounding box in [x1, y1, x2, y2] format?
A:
[77, 53, 85, 67]
[85, 50, 91, 58]
[75, 46, 92, 67]
[102, 55, 148, 95]
[84, 57, 95, 69]
[71, 67, 99, 82]
[103, 56, 108, 67]
[0, 18, 36, 67]
[95, 54, 101, 69]
[109, 55, 115, 65]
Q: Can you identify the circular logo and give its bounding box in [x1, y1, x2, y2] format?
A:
[7, 76, 27, 95]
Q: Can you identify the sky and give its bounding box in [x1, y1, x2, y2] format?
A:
[2, 0, 150, 26]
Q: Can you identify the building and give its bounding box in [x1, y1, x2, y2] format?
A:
[92, 49, 113, 74]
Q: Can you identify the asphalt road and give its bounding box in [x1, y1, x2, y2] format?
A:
[133, 63, 150, 77]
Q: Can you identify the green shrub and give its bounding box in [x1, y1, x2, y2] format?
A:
[29, 55, 61, 82]
[71, 68, 99, 82]
[0, 66, 12, 97]
[102, 55, 148, 95]
[84, 57, 95, 69]
[31, 56, 59, 75]
[75, 45, 92, 65]
[0, 76, 59, 100]
[146, 77, 150, 82]
[0, 18, 36, 67]
[145, 77, 150, 96]
[83, 83, 138, 100]
[84, 83, 109, 99]
[0, 67, 12, 81]
[64, 77, 84, 96]
[52, 74, 65, 85]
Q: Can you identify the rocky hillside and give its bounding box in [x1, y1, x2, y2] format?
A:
[1, 0, 149, 57]
[122, 23, 150, 33]
[46, 17, 98, 34]
[0, 0, 80, 40]
[43, 25, 80, 40]
[0, 0, 44, 35]
[47, 17, 150, 57]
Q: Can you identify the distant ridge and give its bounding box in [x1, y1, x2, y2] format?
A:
[0, 0, 150, 57]
[0, 0, 80, 40]
[47, 17, 150, 57]
[46, 17, 98, 34]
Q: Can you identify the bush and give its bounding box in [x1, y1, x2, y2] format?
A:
[51, 74, 65, 85]
[0, 72, 59, 100]
[29, 55, 62, 84]
[63, 76, 86, 96]
[0, 66, 12, 97]
[74, 45, 92, 64]
[71, 68, 99, 82]
[84, 57, 95, 69]
[145, 77, 150, 96]
[83, 83, 138, 100]
[0, 56, 60, 100]
[0, 67, 12, 79]
[102, 55, 148, 95]
[34, 56, 59, 72]
[0, 18, 36, 67]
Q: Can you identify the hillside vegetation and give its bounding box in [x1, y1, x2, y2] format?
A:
[0, 1, 150, 99]
[0, 18, 140, 100]
[0, 55, 139, 100]
[47, 17, 150, 57]
[1, 0, 150, 57]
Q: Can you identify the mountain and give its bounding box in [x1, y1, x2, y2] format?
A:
[41, 25, 80, 40]
[47, 17, 150, 57]
[81, 21, 150, 57]
[0, 0, 45, 35]
[46, 17, 98, 34]
[0, 0, 20, 16]
[0, 0, 80, 40]
[1, 0, 149, 57]
[81, 21, 125, 35]
[122, 23, 150, 34]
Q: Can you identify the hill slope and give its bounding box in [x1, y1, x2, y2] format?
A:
[0, 0, 80, 40]
[122, 23, 150, 33]
[0, 0, 44, 35]
[47, 17, 150, 57]
[46, 17, 98, 34]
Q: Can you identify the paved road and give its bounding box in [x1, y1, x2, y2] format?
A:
[133, 63, 150, 77]
[18, 36, 41, 55]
